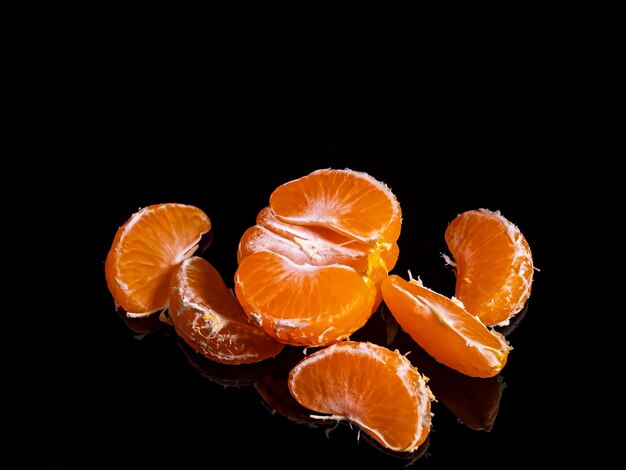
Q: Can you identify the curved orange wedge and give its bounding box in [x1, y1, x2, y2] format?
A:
[445, 209, 533, 326]
[288, 341, 433, 453]
[235, 251, 376, 346]
[169, 256, 284, 364]
[270, 168, 401, 243]
[381, 275, 511, 378]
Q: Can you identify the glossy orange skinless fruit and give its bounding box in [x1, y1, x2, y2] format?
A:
[270, 168, 402, 244]
[235, 251, 377, 346]
[105, 203, 211, 316]
[381, 275, 511, 378]
[169, 257, 284, 365]
[288, 341, 433, 453]
[445, 209, 533, 326]
[235, 169, 401, 346]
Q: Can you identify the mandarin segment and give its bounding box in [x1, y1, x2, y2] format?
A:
[234, 251, 376, 346]
[381, 275, 511, 378]
[169, 257, 284, 365]
[288, 341, 433, 453]
[269, 169, 401, 243]
[105, 203, 211, 315]
[445, 209, 533, 326]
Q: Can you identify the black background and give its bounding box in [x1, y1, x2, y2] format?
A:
[10, 97, 560, 468]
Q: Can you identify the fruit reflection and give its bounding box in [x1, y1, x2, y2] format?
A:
[494, 301, 529, 337]
[349, 305, 399, 346]
[176, 337, 278, 388]
[254, 347, 321, 425]
[115, 309, 163, 338]
[392, 332, 505, 432]
[360, 430, 430, 464]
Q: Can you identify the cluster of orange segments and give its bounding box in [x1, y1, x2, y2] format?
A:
[105, 168, 533, 453]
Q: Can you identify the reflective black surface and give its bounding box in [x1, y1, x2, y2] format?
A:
[17, 99, 559, 469]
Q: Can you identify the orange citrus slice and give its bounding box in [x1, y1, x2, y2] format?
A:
[288, 341, 433, 453]
[381, 274, 511, 378]
[105, 203, 211, 316]
[270, 168, 402, 243]
[169, 256, 284, 365]
[235, 251, 377, 346]
[445, 209, 533, 326]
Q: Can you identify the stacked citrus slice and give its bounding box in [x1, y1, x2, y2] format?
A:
[235, 169, 401, 347]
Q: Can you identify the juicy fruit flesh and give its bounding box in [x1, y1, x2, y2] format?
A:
[105, 203, 211, 315]
[288, 341, 433, 453]
[381, 275, 511, 378]
[169, 257, 284, 365]
[235, 169, 402, 347]
[445, 209, 533, 326]
[235, 251, 377, 346]
[270, 169, 402, 243]
[238, 206, 399, 275]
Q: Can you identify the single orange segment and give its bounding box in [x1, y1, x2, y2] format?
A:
[235, 251, 376, 346]
[381, 274, 511, 378]
[269, 168, 402, 244]
[288, 341, 433, 453]
[105, 203, 211, 316]
[445, 209, 533, 326]
[169, 256, 284, 365]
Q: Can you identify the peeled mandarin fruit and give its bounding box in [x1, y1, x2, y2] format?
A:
[169, 256, 284, 364]
[381, 274, 511, 378]
[445, 209, 533, 326]
[288, 341, 433, 453]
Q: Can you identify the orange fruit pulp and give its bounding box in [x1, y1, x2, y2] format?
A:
[105, 203, 211, 316]
[235, 169, 401, 347]
[381, 274, 511, 378]
[445, 209, 533, 326]
[169, 256, 284, 365]
[288, 341, 433, 453]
